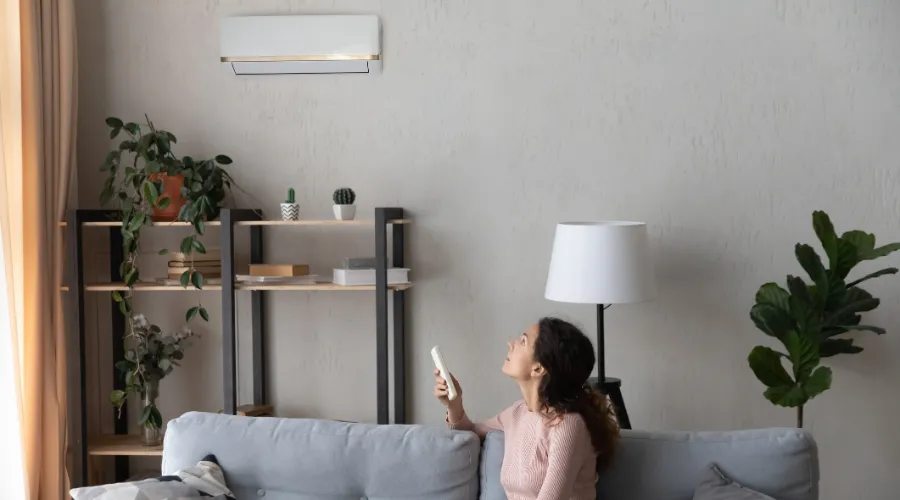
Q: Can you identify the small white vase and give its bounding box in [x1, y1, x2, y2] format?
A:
[333, 205, 356, 220]
[281, 203, 299, 220]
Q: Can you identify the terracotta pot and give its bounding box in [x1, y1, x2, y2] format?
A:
[149, 173, 185, 221]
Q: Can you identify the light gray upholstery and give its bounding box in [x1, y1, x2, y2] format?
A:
[163, 412, 818, 500]
[163, 412, 481, 500]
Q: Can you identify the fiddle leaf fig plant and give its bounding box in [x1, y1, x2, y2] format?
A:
[748, 210, 900, 427]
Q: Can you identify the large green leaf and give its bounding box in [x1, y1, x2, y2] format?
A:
[755, 283, 790, 311]
[186, 306, 199, 322]
[180, 236, 193, 255]
[803, 366, 833, 399]
[795, 244, 829, 299]
[847, 268, 898, 288]
[862, 242, 900, 261]
[820, 338, 864, 357]
[825, 288, 879, 325]
[786, 276, 821, 336]
[750, 304, 794, 339]
[139, 405, 152, 425]
[748, 346, 794, 387]
[191, 271, 204, 290]
[764, 385, 806, 408]
[839, 324, 886, 335]
[813, 211, 839, 270]
[784, 330, 819, 381]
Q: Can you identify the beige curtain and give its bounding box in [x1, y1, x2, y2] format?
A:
[0, 0, 77, 499]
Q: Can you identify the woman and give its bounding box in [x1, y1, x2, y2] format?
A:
[434, 317, 619, 500]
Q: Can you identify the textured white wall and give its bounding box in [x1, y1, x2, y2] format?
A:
[76, 1, 900, 497]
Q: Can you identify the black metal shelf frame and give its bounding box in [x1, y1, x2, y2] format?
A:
[65, 207, 409, 488]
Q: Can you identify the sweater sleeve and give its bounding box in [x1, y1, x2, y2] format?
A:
[446, 401, 518, 438]
[536, 415, 591, 500]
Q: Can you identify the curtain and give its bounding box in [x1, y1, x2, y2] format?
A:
[0, 0, 77, 498]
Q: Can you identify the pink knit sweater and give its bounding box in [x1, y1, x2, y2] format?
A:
[447, 400, 597, 500]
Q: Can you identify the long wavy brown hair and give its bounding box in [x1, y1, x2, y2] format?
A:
[534, 317, 620, 472]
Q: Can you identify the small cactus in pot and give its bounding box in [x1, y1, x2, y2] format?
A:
[281, 187, 299, 220]
[332, 187, 356, 220]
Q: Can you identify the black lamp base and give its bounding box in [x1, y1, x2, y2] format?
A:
[588, 376, 632, 430]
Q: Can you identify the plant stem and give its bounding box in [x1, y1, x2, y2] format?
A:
[797, 405, 804, 428]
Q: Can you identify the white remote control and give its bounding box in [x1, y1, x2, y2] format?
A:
[431, 346, 457, 401]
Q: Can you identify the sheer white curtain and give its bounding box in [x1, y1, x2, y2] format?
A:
[0, 0, 77, 498]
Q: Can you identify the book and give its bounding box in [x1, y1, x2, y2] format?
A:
[236, 274, 318, 285]
[156, 277, 222, 286]
[168, 273, 222, 280]
[332, 268, 410, 286]
[249, 264, 310, 277]
[170, 249, 221, 262]
[168, 264, 221, 274]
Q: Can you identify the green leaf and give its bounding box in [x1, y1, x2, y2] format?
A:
[180, 236, 193, 255]
[755, 283, 790, 311]
[846, 268, 899, 288]
[794, 244, 828, 300]
[750, 303, 794, 339]
[125, 349, 136, 362]
[109, 390, 127, 407]
[158, 249, 169, 255]
[183, 156, 195, 169]
[215, 155, 233, 165]
[764, 385, 806, 408]
[194, 219, 205, 236]
[115, 360, 132, 373]
[784, 331, 819, 381]
[111, 290, 123, 303]
[158, 359, 171, 371]
[123, 122, 139, 135]
[186, 306, 199, 322]
[145, 160, 161, 174]
[820, 338, 864, 357]
[813, 211, 838, 270]
[143, 182, 159, 205]
[139, 405, 152, 426]
[825, 292, 879, 324]
[748, 346, 794, 387]
[119, 140, 137, 151]
[839, 324, 886, 335]
[863, 243, 900, 261]
[118, 300, 129, 315]
[192, 239, 206, 254]
[109, 127, 121, 139]
[199, 307, 209, 322]
[127, 212, 146, 232]
[172, 350, 184, 360]
[106, 117, 124, 129]
[191, 271, 204, 290]
[124, 268, 138, 287]
[162, 336, 175, 345]
[157, 196, 171, 209]
[124, 371, 134, 386]
[180, 270, 191, 288]
[166, 132, 177, 143]
[803, 366, 833, 399]
[149, 406, 163, 428]
[149, 324, 161, 334]
[786, 276, 821, 336]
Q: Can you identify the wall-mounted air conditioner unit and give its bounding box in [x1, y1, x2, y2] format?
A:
[220, 15, 381, 75]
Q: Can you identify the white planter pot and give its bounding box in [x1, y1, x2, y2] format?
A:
[333, 204, 356, 220]
[281, 203, 300, 220]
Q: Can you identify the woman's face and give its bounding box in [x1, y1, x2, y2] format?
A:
[502, 323, 540, 380]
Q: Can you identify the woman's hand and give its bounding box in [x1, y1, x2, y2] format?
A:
[434, 369, 463, 411]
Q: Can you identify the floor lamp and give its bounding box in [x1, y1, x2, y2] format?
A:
[544, 221, 655, 429]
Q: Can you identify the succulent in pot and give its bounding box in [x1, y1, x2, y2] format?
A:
[332, 187, 356, 220]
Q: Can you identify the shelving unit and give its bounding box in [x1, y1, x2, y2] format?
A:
[66, 208, 410, 488]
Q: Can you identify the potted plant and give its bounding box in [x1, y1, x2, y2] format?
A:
[747, 210, 899, 427]
[109, 315, 197, 445]
[333, 187, 356, 220]
[100, 115, 237, 441]
[282, 187, 299, 220]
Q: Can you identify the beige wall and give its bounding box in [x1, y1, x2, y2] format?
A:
[76, 1, 900, 497]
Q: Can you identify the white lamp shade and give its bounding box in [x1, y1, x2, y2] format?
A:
[545, 221, 656, 304]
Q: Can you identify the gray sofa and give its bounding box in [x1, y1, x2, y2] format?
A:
[163, 411, 819, 500]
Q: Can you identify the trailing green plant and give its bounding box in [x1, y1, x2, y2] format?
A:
[109, 314, 197, 428]
[748, 210, 900, 427]
[333, 187, 356, 205]
[100, 114, 236, 431]
[285, 187, 295, 204]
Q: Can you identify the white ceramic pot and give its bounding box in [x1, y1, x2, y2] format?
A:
[281, 203, 300, 220]
[333, 204, 356, 220]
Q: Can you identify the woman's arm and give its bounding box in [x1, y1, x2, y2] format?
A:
[536, 416, 592, 500]
[446, 405, 507, 438]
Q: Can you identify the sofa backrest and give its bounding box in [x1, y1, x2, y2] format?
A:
[480, 428, 819, 500]
[163, 412, 482, 500]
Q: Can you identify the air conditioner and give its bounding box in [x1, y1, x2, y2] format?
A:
[220, 15, 381, 75]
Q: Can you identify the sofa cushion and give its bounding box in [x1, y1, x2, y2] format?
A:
[163, 412, 481, 500]
[692, 463, 778, 500]
[597, 428, 819, 500]
[480, 432, 506, 500]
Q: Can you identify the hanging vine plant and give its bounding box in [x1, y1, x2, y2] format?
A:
[100, 114, 237, 435]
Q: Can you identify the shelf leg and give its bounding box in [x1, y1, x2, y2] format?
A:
[250, 224, 266, 405]
[375, 209, 389, 425]
[108, 228, 129, 481]
[66, 210, 87, 487]
[221, 209, 237, 415]
[392, 215, 406, 424]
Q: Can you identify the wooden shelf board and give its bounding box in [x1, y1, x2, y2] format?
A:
[80, 282, 412, 292]
[59, 221, 221, 227]
[236, 282, 413, 291]
[235, 219, 411, 226]
[84, 283, 221, 292]
[88, 435, 163, 456]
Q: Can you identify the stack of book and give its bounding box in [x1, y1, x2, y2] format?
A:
[236, 264, 317, 285]
[333, 257, 410, 286]
[162, 249, 222, 284]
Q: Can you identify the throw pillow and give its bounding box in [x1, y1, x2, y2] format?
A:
[693, 463, 777, 500]
[70, 454, 235, 500]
